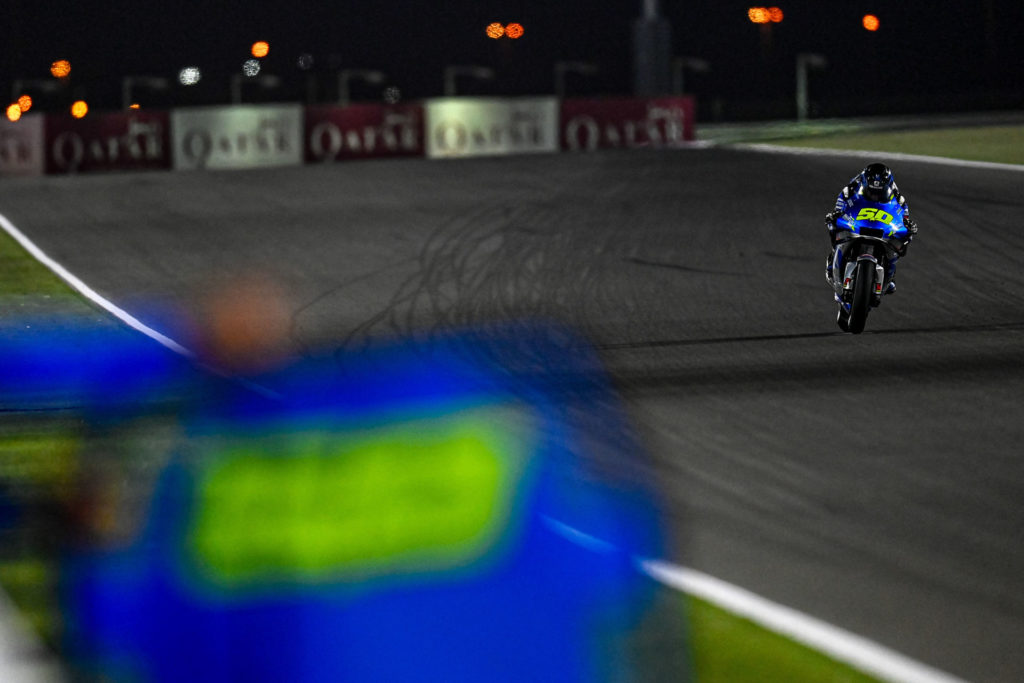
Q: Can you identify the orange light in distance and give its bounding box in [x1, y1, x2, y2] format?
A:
[251, 41, 270, 58]
[17, 95, 33, 112]
[51, 59, 72, 78]
[70, 100, 88, 119]
[6, 104, 22, 122]
[863, 14, 880, 31]
[768, 7, 784, 22]
[505, 22, 524, 38]
[748, 8, 769, 23]
[486, 22, 505, 39]
[129, 103, 141, 110]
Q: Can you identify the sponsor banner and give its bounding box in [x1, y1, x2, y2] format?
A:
[171, 105, 303, 170]
[560, 96, 695, 151]
[0, 115, 44, 176]
[425, 97, 559, 159]
[305, 104, 424, 162]
[45, 111, 171, 174]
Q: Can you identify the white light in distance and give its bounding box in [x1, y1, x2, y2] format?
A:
[243, 59, 261, 77]
[178, 66, 202, 86]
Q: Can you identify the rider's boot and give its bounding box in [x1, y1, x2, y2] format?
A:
[884, 259, 898, 295]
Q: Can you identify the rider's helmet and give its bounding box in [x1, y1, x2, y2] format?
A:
[858, 163, 895, 202]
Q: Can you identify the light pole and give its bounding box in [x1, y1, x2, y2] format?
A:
[337, 69, 386, 106]
[230, 74, 282, 104]
[443, 65, 495, 97]
[796, 53, 827, 121]
[305, 74, 317, 106]
[121, 76, 169, 110]
[10, 78, 62, 103]
[671, 57, 710, 96]
[554, 61, 598, 99]
[632, 0, 672, 95]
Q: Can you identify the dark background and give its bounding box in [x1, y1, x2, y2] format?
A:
[3, 1, 1024, 119]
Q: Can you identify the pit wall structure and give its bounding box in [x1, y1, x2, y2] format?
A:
[0, 96, 695, 176]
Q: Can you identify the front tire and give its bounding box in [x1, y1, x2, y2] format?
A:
[847, 260, 874, 334]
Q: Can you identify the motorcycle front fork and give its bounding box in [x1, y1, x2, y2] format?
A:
[830, 248, 898, 291]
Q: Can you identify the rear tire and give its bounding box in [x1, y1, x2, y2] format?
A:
[848, 260, 874, 334]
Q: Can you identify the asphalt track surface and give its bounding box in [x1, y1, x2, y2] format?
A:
[3, 148, 1024, 681]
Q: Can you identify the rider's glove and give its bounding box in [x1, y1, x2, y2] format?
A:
[825, 210, 841, 229]
[825, 210, 842, 245]
[904, 216, 918, 236]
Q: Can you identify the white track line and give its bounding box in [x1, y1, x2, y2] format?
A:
[5, 207, 970, 683]
[543, 518, 969, 683]
[735, 142, 1024, 172]
[0, 587, 64, 682]
[642, 560, 969, 683]
[0, 210, 193, 358]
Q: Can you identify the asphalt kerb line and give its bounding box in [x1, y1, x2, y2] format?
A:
[3, 208, 969, 683]
[642, 560, 968, 683]
[733, 142, 1024, 172]
[0, 210, 194, 358]
[0, 586, 63, 683]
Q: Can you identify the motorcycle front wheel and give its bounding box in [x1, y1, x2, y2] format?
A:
[847, 260, 874, 334]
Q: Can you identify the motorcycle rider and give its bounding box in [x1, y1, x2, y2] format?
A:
[825, 162, 918, 294]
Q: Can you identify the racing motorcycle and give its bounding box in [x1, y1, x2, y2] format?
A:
[828, 194, 912, 334]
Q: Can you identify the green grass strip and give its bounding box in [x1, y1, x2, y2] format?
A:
[687, 595, 879, 682]
[771, 124, 1024, 165]
[0, 225, 76, 298]
[0, 559, 58, 644]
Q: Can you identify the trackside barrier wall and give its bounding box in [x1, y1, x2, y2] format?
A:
[561, 96, 695, 151]
[0, 115, 44, 176]
[45, 111, 171, 174]
[0, 96, 695, 177]
[424, 97, 560, 159]
[170, 104, 303, 170]
[305, 103, 424, 162]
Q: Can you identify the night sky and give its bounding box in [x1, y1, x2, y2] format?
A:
[3, 1, 1023, 119]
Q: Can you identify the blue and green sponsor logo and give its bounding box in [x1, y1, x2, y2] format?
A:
[187, 406, 535, 590]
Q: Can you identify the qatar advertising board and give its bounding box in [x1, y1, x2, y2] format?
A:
[170, 105, 303, 170]
[424, 98, 559, 159]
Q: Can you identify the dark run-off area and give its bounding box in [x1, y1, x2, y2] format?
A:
[2, 148, 1024, 681]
